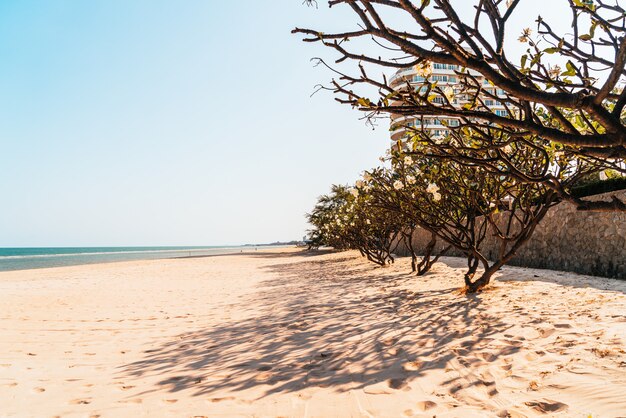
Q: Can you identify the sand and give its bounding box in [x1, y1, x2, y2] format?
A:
[0, 248, 625, 417]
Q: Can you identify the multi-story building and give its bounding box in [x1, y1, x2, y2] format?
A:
[388, 62, 507, 145]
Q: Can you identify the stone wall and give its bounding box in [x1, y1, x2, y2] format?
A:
[395, 191, 626, 279]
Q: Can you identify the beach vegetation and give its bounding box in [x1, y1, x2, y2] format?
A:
[294, 0, 626, 212]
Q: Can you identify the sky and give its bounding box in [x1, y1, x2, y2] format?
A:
[0, 0, 566, 247]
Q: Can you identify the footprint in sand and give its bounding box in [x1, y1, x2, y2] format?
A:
[448, 383, 464, 394]
[403, 361, 421, 371]
[207, 396, 235, 403]
[497, 409, 528, 418]
[257, 365, 272, 371]
[537, 327, 556, 338]
[478, 351, 497, 362]
[387, 347, 402, 356]
[118, 398, 142, 404]
[119, 385, 135, 391]
[387, 378, 409, 390]
[162, 399, 178, 404]
[524, 400, 568, 413]
[69, 399, 91, 405]
[33, 387, 45, 393]
[364, 387, 393, 395]
[415, 400, 437, 411]
[256, 371, 272, 380]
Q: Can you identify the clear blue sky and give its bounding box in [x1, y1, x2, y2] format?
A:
[0, 1, 564, 246]
[0, 0, 390, 246]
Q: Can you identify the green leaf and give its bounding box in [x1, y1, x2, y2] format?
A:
[579, 34, 592, 41]
[575, 114, 585, 129]
[529, 52, 543, 68]
[561, 61, 576, 77]
[520, 54, 528, 68]
[543, 47, 560, 54]
[590, 21, 597, 37]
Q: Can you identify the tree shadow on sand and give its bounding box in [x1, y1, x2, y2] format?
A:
[118, 253, 526, 400]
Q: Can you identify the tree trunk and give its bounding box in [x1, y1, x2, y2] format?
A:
[403, 231, 418, 272]
[416, 232, 437, 276]
[464, 255, 480, 287]
[466, 263, 501, 293]
[417, 244, 452, 276]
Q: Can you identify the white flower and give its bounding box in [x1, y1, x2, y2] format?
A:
[503, 144, 512, 153]
[393, 180, 404, 190]
[599, 171, 608, 180]
[432, 192, 442, 201]
[404, 156, 413, 165]
[426, 182, 440, 194]
[518, 28, 532, 43]
[406, 175, 416, 185]
[349, 188, 359, 197]
[413, 61, 432, 77]
[363, 172, 372, 182]
[366, 219, 371, 225]
[489, 202, 496, 208]
[355, 180, 364, 188]
[444, 86, 455, 102]
[549, 65, 561, 78]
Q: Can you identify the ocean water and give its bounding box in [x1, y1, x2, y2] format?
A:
[0, 246, 263, 272]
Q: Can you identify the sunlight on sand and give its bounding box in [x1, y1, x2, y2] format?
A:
[0, 248, 625, 417]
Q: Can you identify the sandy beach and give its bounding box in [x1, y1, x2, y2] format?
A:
[1, 248, 625, 417]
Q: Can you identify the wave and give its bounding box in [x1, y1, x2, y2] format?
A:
[0, 247, 242, 260]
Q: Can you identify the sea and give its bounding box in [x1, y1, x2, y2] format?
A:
[0, 246, 273, 272]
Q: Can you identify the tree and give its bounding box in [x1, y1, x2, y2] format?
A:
[360, 166, 451, 275]
[307, 184, 403, 265]
[365, 148, 560, 292]
[293, 0, 626, 211]
[306, 185, 353, 250]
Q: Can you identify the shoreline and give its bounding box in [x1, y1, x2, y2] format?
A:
[0, 245, 295, 273]
[1, 248, 624, 417]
